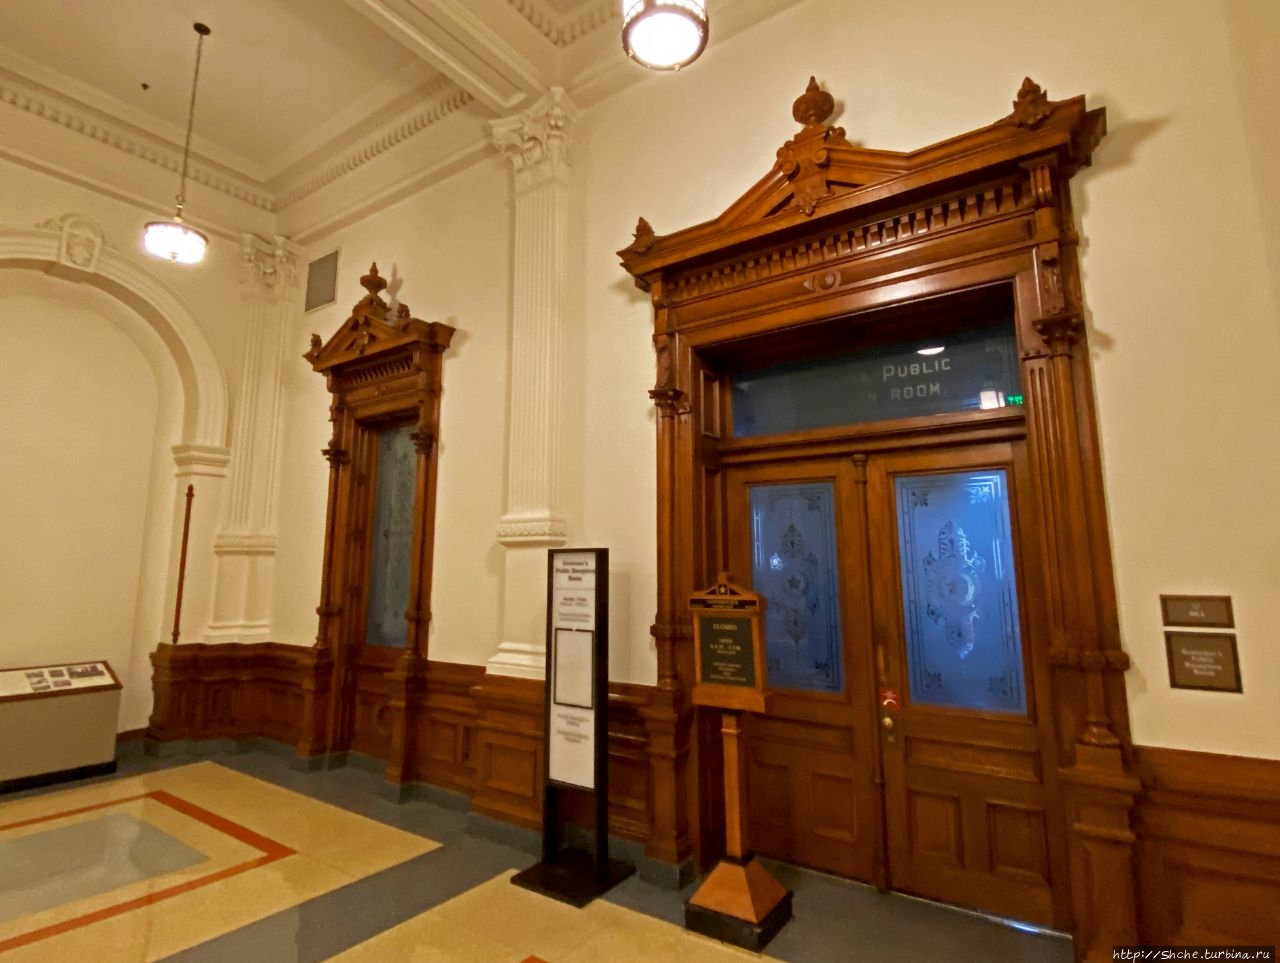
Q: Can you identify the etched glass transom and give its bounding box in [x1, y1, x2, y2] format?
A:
[749, 482, 844, 693]
[731, 320, 1022, 438]
[366, 425, 416, 648]
[894, 469, 1027, 714]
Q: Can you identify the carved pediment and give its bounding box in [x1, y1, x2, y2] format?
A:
[619, 77, 1105, 283]
[306, 263, 453, 374]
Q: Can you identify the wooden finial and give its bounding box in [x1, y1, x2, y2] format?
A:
[1012, 77, 1052, 128]
[792, 76, 834, 127]
[361, 262, 388, 298]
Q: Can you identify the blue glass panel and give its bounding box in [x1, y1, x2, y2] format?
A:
[366, 425, 417, 648]
[732, 321, 1021, 438]
[894, 470, 1027, 714]
[749, 482, 844, 693]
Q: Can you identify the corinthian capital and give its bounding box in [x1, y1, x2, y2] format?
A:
[490, 88, 579, 191]
[240, 234, 300, 300]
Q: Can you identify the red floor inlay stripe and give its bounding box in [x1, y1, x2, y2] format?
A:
[0, 789, 295, 954]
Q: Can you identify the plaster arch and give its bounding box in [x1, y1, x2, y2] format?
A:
[0, 218, 229, 451]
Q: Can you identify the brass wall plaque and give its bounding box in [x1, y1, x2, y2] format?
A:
[1160, 594, 1234, 629]
[1165, 631, 1242, 693]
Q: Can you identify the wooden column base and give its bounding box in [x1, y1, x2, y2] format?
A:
[685, 856, 793, 952]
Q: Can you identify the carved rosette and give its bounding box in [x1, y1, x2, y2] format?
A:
[37, 213, 107, 273]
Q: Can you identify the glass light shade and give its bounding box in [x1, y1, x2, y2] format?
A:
[621, 0, 708, 71]
[143, 219, 208, 264]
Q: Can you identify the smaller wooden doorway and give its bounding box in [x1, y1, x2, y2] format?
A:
[300, 264, 454, 785]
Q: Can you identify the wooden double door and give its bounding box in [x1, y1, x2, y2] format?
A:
[727, 440, 1069, 928]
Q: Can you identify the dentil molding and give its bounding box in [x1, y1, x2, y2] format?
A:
[503, 0, 616, 48]
[0, 64, 474, 228]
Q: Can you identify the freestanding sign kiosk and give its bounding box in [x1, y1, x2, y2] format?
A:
[512, 548, 635, 906]
[685, 574, 793, 951]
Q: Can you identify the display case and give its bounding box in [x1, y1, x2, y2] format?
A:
[0, 660, 122, 792]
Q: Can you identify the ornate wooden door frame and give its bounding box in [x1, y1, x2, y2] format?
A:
[620, 78, 1137, 958]
[297, 264, 455, 788]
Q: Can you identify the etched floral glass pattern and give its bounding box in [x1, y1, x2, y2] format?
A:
[749, 482, 844, 693]
[894, 470, 1026, 714]
[366, 425, 416, 648]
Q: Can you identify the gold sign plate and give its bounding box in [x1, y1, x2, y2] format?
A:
[1160, 594, 1234, 629]
[1164, 631, 1242, 693]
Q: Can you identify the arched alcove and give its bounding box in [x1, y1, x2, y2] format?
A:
[0, 219, 229, 450]
[0, 216, 231, 730]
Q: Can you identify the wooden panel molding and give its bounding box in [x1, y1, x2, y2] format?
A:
[148, 643, 661, 846]
[1135, 747, 1280, 948]
[148, 642, 315, 746]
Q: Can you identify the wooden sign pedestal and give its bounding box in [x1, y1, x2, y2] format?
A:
[685, 711, 792, 951]
[684, 575, 792, 951]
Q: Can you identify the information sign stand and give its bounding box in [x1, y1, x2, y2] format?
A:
[684, 574, 793, 951]
[511, 548, 635, 906]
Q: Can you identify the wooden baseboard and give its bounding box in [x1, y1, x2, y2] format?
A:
[1135, 746, 1280, 946]
[147, 642, 660, 847]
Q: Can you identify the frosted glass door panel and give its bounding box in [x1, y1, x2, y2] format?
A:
[894, 470, 1026, 714]
[749, 482, 844, 693]
[366, 425, 416, 648]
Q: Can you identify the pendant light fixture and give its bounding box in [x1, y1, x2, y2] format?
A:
[621, 1, 708, 71]
[143, 22, 212, 265]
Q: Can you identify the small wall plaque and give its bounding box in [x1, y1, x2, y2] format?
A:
[1160, 594, 1234, 629]
[1165, 631, 1242, 693]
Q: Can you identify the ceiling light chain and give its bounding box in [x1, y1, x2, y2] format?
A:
[143, 22, 212, 265]
[175, 23, 210, 217]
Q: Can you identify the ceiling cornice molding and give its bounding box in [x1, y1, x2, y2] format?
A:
[0, 66, 275, 213]
[505, 0, 616, 48]
[285, 131, 493, 246]
[263, 70, 450, 180]
[274, 82, 476, 211]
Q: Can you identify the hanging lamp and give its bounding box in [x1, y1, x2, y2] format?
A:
[621, 0, 708, 71]
[143, 22, 212, 265]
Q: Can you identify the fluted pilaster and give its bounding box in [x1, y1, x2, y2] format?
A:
[487, 89, 579, 677]
[204, 235, 300, 643]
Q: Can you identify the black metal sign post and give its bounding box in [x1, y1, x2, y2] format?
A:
[511, 548, 634, 906]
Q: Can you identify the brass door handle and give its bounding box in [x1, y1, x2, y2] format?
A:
[881, 715, 895, 730]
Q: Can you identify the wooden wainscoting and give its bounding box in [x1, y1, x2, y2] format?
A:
[148, 643, 656, 846]
[148, 642, 315, 745]
[1136, 746, 1280, 947]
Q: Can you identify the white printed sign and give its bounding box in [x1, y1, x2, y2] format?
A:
[547, 551, 600, 789]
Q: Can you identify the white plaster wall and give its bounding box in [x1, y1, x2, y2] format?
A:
[0, 158, 250, 730]
[0, 276, 163, 730]
[571, 0, 1280, 751]
[0, 161, 249, 387]
[271, 156, 512, 665]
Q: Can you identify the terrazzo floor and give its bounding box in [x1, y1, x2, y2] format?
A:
[0, 745, 1074, 962]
